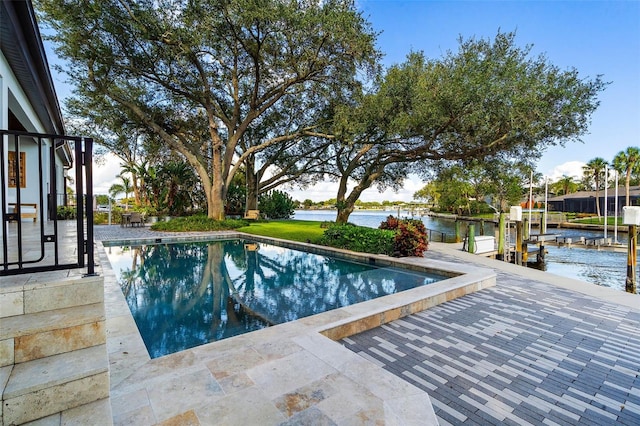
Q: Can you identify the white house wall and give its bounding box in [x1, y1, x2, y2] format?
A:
[1, 49, 53, 219]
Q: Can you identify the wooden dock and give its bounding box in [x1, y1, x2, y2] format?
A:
[514, 234, 630, 255]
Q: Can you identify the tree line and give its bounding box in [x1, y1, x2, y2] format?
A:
[39, 0, 606, 223]
[413, 147, 639, 216]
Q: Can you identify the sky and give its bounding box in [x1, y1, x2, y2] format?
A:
[45, 0, 640, 201]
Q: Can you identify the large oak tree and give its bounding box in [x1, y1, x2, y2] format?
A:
[39, 0, 379, 219]
[327, 33, 607, 223]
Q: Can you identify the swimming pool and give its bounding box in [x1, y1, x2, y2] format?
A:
[105, 238, 447, 358]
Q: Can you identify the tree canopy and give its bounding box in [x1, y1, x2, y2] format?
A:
[612, 147, 640, 207]
[39, 0, 607, 222]
[582, 157, 609, 217]
[325, 32, 607, 222]
[39, 0, 379, 219]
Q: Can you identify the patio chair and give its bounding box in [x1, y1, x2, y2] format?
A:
[243, 210, 260, 220]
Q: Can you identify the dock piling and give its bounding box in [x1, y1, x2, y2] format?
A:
[497, 213, 505, 260]
[627, 225, 637, 294]
[515, 220, 523, 266]
[467, 224, 475, 253]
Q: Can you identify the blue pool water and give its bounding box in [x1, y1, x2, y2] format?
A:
[105, 239, 445, 358]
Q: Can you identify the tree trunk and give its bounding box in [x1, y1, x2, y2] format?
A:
[131, 172, 141, 206]
[245, 155, 259, 211]
[336, 204, 355, 223]
[335, 173, 353, 224]
[335, 171, 380, 224]
[208, 185, 226, 220]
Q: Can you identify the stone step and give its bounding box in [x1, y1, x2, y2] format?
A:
[25, 397, 114, 425]
[1, 275, 104, 319]
[0, 303, 105, 365]
[1, 344, 110, 425]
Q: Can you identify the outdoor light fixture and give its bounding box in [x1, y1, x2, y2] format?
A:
[623, 206, 640, 225]
[510, 206, 522, 221]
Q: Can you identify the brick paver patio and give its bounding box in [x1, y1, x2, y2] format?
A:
[342, 259, 640, 425]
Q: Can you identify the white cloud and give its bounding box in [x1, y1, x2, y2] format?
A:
[94, 153, 123, 194]
[69, 153, 122, 196]
[288, 174, 425, 202]
[544, 161, 586, 181]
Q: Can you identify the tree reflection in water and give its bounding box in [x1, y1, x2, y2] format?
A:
[111, 240, 443, 358]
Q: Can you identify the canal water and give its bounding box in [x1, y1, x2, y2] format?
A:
[294, 209, 636, 292]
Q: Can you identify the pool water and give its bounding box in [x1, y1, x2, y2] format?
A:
[105, 239, 445, 358]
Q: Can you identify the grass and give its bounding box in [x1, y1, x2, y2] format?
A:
[572, 216, 623, 226]
[237, 220, 326, 243]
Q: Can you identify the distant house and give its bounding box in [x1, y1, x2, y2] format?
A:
[1, 0, 73, 220]
[547, 186, 640, 214]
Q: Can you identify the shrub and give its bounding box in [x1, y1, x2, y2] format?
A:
[56, 206, 76, 220]
[318, 223, 395, 255]
[379, 215, 429, 257]
[150, 215, 248, 231]
[258, 190, 296, 219]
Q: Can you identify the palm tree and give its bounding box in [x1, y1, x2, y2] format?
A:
[551, 175, 578, 196]
[583, 157, 608, 218]
[612, 147, 640, 207]
[109, 175, 132, 210]
[120, 161, 142, 206]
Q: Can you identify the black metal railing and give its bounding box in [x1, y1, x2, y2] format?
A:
[1, 129, 95, 276]
[426, 228, 455, 243]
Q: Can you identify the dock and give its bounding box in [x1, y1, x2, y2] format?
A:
[507, 233, 631, 260]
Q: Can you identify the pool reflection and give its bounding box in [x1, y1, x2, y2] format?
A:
[111, 239, 443, 358]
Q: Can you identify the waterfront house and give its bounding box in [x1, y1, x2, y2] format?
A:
[547, 186, 640, 214]
[1, 2, 108, 425]
[1, 0, 73, 221]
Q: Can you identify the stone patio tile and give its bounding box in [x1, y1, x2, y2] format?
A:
[315, 373, 384, 422]
[337, 355, 425, 401]
[247, 350, 336, 397]
[60, 398, 112, 425]
[217, 372, 255, 395]
[112, 349, 202, 395]
[252, 337, 304, 361]
[188, 333, 256, 363]
[113, 404, 156, 426]
[194, 386, 285, 425]
[272, 378, 336, 417]
[384, 392, 440, 425]
[108, 350, 151, 393]
[334, 408, 387, 426]
[156, 409, 200, 426]
[110, 388, 151, 420]
[105, 314, 140, 340]
[146, 368, 224, 422]
[106, 328, 148, 356]
[292, 333, 361, 370]
[279, 406, 337, 426]
[205, 347, 265, 380]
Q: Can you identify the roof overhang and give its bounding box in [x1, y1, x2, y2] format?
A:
[1, 1, 65, 136]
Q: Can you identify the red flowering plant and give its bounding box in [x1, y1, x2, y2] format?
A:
[379, 216, 428, 257]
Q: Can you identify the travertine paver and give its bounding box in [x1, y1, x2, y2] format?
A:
[92, 223, 639, 425]
[96, 224, 469, 425]
[342, 252, 640, 426]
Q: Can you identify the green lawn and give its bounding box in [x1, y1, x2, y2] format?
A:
[572, 216, 623, 226]
[238, 220, 326, 243]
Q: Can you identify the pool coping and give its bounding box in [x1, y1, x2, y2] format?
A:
[101, 232, 497, 424]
